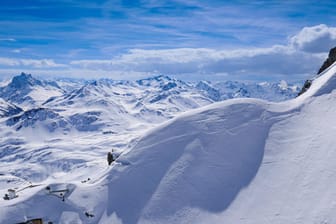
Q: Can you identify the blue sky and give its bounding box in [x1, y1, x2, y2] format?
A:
[1, 0, 336, 81]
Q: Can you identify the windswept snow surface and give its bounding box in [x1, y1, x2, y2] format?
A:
[0, 66, 335, 223]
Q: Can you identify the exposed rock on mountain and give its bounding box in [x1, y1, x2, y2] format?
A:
[297, 79, 312, 96]
[298, 46, 336, 96]
[318, 47, 336, 75]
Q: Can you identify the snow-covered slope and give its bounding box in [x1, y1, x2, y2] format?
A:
[0, 62, 335, 224]
[101, 63, 336, 224]
[0, 98, 22, 118]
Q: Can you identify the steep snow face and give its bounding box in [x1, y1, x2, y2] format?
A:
[216, 87, 336, 224]
[102, 99, 280, 224]
[101, 65, 336, 224]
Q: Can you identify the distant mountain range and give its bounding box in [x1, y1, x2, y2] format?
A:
[0, 72, 301, 133]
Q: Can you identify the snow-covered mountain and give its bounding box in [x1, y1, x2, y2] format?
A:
[0, 73, 301, 135]
[0, 71, 310, 223]
[133, 75, 214, 121]
[0, 59, 335, 223]
[0, 73, 301, 111]
[0, 72, 64, 108]
[197, 79, 300, 101]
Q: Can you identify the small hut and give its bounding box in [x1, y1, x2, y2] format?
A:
[3, 188, 17, 200]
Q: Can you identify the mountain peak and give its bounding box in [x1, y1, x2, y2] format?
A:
[9, 72, 42, 89]
[149, 74, 172, 81]
[137, 74, 172, 84]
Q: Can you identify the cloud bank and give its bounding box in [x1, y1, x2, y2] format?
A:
[0, 25, 334, 81]
[0, 58, 64, 68]
[290, 24, 336, 53]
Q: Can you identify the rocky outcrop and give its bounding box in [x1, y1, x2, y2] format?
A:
[297, 79, 312, 96]
[298, 46, 336, 96]
[318, 47, 336, 75]
[8, 72, 42, 89]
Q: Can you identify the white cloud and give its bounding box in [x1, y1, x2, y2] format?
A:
[69, 45, 324, 81]
[1, 25, 333, 81]
[20, 59, 65, 68]
[0, 58, 19, 66]
[290, 24, 336, 53]
[0, 58, 65, 68]
[69, 25, 336, 80]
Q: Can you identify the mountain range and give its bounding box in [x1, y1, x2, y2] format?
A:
[0, 70, 321, 224]
[0, 72, 300, 133]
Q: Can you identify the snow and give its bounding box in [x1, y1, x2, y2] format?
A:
[0, 98, 22, 117]
[216, 92, 336, 224]
[99, 65, 335, 224]
[0, 68, 334, 223]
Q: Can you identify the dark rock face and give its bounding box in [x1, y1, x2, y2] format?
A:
[9, 72, 42, 89]
[317, 47, 336, 75]
[297, 79, 312, 96]
[298, 46, 336, 96]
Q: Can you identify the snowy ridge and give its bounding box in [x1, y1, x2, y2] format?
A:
[102, 63, 336, 224]
[0, 68, 322, 224]
[0, 62, 335, 224]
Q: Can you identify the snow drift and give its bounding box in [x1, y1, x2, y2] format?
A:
[0, 63, 336, 223]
